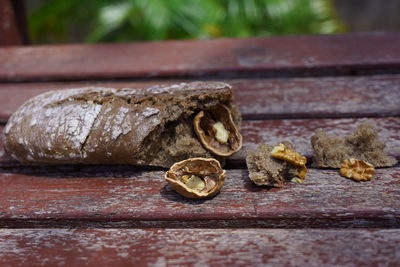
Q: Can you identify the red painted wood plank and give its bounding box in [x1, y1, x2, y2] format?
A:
[0, 166, 399, 228]
[1, 117, 399, 167]
[231, 116, 400, 163]
[1, 229, 399, 266]
[0, 0, 23, 46]
[0, 75, 399, 122]
[1, 32, 400, 81]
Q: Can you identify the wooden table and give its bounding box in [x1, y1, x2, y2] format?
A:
[0, 32, 399, 266]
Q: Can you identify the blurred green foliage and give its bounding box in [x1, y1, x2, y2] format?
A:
[28, 0, 345, 43]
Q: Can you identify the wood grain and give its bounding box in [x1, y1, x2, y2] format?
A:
[1, 228, 399, 266]
[1, 116, 399, 167]
[232, 116, 400, 163]
[1, 32, 399, 263]
[0, 75, 399, 122]
[0, 166, 399, 228]
[1, 32, 400, 81]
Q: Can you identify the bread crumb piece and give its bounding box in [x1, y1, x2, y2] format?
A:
[311, 122, 397, 168]
[246, 142, 305, 187]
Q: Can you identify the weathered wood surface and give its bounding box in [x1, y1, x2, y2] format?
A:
[1, 228, 399, 266]
[1, 116, 399, 167]
[234, 116, 400, 163]
[1, 32, 400, 81]
[0, 75, 399, 122]
[0, 0, 23, 46]
[1, 30, 399, 265]
[0, 167, 399, 228]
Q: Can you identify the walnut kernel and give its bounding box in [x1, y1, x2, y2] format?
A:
[296, 165, 307, 180]
[271, 143, 307, 166]
[165, 158, 226, 199]
[182, 175, 206, 191]
[213, 122, 229, 144]
[271, 142, 308, 182]
[193, 105, 242, 157]
[340, 158, 375, 182]
[291, 177, 305, 183]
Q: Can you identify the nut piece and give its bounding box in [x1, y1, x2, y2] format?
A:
[165, 158, 226, 199]
[286, 162, 307, 183]
[295, 165, 307, 180]
[271, 143, 307, 166]
[213, 122, 229, 144]
[182, 175, 206, 191]
[271, 143, 307, 182]
[339, 158, 375, 182]
[291, 177, 305, 184]
[246, 142, 291, 188]
[193, 105, 242, 157]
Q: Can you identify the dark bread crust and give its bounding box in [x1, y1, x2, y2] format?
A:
[3, 82, 239, 167]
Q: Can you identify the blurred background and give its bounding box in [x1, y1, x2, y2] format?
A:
[26, 0, 400, 44]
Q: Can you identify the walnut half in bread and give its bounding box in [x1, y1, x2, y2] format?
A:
[3, 82, 242, 168]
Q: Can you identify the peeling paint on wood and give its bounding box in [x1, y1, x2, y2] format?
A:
[0, 229, 399, 266]
[0, 167, 399, 228]
[1, 32, 400, 81]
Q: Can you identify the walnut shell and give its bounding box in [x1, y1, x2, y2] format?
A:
[165, 158, 226, 199]
[193, 105, 242, 156]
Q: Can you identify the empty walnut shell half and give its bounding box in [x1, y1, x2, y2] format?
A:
[193, 105, 242, 156]
[165, 158, 226, 199]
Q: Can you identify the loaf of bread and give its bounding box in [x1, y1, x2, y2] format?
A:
[3, 82, 242, 167]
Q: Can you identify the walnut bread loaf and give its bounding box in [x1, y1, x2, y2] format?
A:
[3, 82, 242, 167]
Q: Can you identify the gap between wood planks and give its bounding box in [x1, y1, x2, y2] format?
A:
[2, 68, 400, 84]
[1, 70, 400, 85]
